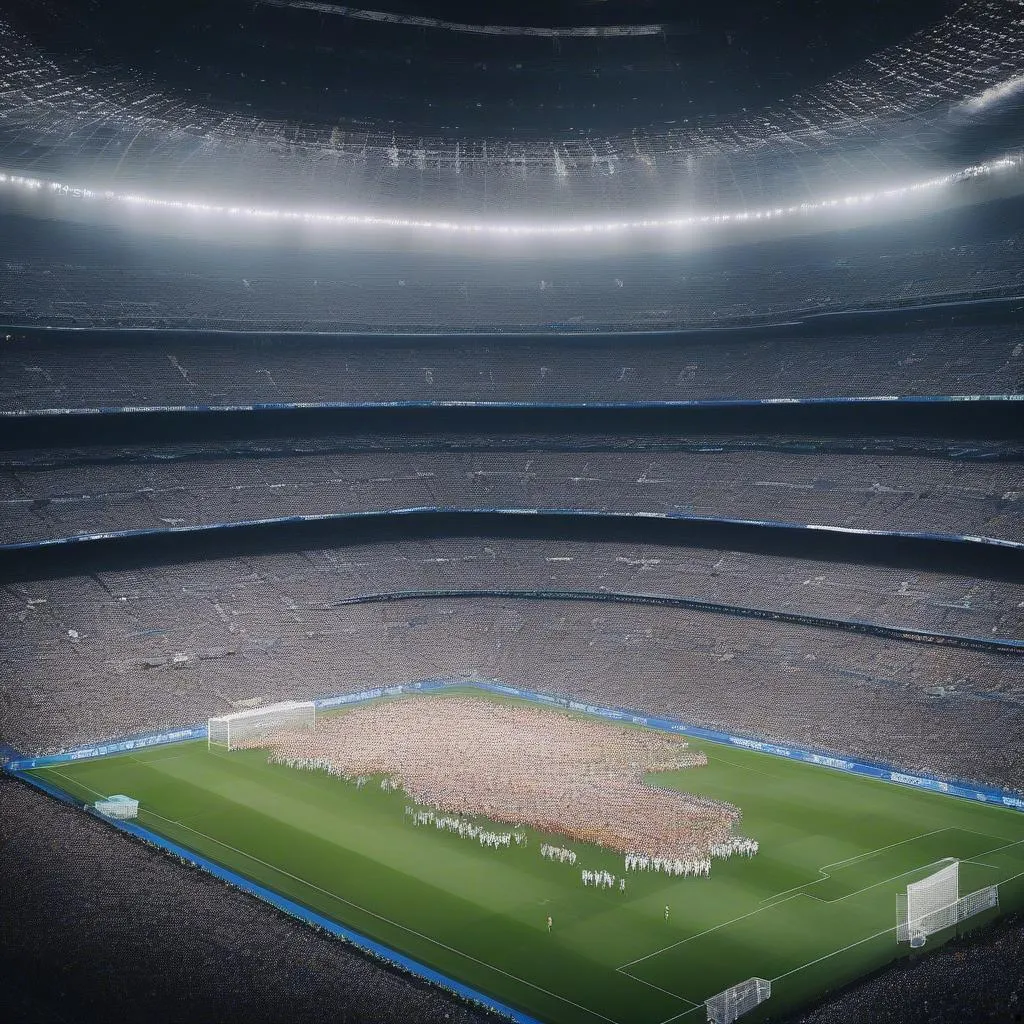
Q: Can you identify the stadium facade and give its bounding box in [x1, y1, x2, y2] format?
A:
[1, 1, 1023, 1022]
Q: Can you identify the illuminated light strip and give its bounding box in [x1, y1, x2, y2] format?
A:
[0, 156, 1020, 239]
[958, 75, 1024, 115]
[254, 0, 666, 37]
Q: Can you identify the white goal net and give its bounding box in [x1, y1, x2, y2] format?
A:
[94, 794, 139, 819]
[956, 884, 999, 922]
[898, 861, 959, 946]
[897, 862, 998, 947]
[208, 701, 316, 750]
[705, 978, 771, 1024]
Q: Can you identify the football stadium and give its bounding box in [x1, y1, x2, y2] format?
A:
[1, 2, 1023, 1023]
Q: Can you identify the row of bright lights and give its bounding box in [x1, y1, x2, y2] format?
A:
[1, 156, 1020, 239]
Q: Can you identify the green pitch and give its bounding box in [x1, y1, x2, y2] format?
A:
[29, 691, 1024, 1024]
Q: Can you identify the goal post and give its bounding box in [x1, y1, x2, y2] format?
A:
[898, 861, 959, 946]
[208, 700, 316, 750]
[94, 794, 139, 819]
[705, 978, 771, 1024]
[896, 861, 997, 947]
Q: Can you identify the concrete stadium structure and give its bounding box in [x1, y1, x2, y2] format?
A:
[2, 0, 1024, 1021]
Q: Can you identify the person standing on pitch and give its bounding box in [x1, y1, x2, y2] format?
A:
[664, 905, 670, 922]
[547, 915, 553, 933]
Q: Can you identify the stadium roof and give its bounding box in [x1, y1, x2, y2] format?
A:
[1, 0, 1022, 224]
[4, 0, 959, 137]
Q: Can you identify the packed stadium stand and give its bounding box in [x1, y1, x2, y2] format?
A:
[3, 0, 1024, 1022]
[2, 212, 1023, 332]
[3, 549, 1021, 774]
[2, 316, 1023, 409]
[2, 443, 1020, 544]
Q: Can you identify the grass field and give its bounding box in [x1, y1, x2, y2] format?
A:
[29, 690, 1024, 1024]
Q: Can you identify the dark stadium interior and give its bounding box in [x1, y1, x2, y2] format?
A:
[2, 0, 1024, 1022]
[3, 1, 1022, 212]
[3, 0, 944, 137]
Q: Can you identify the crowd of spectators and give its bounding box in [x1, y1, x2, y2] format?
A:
[1, 217, 1022, 334]
[0, 777, 501, 1024]
[3, 0, 1022, 1018]
[2, 1, 1020, 217]
[3, 558, 1021, 786]
[261, 695, 734, 859]
[1, 225, 1020, 1024]
[3, 315, 1020, 410]
[2, 443, 1019, 546]
[3, 708, 1022, 1024]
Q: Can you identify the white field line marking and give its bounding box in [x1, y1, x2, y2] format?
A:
[987, 867, 1024, 887]
[42, 764, 1024, 1021]
[760, 827, 952, 904]
[815, 829, 953, 872]
[47, 765, 215, 827]
[45, 765, 622, 1023]
[628, 850, 1018, 1021]
[619, 832, 1024, 975]
[768, 923, 899, 984]
[617, 895, 800, 970]
[804, 858, 961, 904]
[130, 750, 194, 765]
[767, 864, 1024, 989]
[613, 967, 700, 1007]
[617, 853, 938, 975]
[47, 767, 106, 799]
[705, 752, 784, 778]
[761, 826, 1012, 905]
[654, 1005, 706, 1024]
[961, 836, 1024, 858]
[135, 807, 621, 1024]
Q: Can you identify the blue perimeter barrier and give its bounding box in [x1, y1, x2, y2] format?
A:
[7, 764, 540, 1024]
[6, 677, 1024, 1024]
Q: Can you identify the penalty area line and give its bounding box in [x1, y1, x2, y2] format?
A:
[802, 857, 959, 905]
[617, 895, 799, 970]
[761, 826, 1017, 907]
[773, 861, 1024, 988]
[614, 966, 701, 1008]
[769, 923, 898, 985]
[653, 1005, 707, 1024]
[628, 845, 1024, 1015]
[760, 827, 953, 904]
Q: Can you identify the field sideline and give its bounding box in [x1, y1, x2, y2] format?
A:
[26, 690, 1024, 1024]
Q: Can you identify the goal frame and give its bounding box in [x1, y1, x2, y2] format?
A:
[207, 700, 317, 751]
[897, 861, 974, 947]
[705, 977, 771, 1024]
